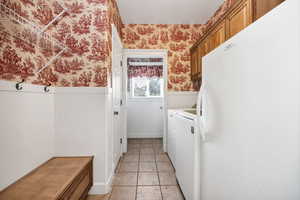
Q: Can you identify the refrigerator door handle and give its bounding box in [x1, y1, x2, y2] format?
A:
[197, 85, 208, 141]
[224, 43, 235, 51]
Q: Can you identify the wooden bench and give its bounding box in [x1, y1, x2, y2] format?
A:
[0, 157, 93, 200]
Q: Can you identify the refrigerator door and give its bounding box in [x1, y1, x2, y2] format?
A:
[200, 0, 300, 200]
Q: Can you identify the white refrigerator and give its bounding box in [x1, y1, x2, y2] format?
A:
[196, 0, 300, 199]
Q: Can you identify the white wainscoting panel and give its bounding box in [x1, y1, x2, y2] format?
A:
[167, 91, 198, 109]
[0, 82, 114, 194]
[0, 81, 193, 193]
[0, 80, 55, 190]
[54, 87, 113, 194]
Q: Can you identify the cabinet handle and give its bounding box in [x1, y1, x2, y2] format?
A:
[191, 126, 195, 134]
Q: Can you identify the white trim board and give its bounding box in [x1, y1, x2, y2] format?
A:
[0, 80, 55, 94]
[89, 171, 114, 194]
[0, 80, 111, 95]
[89, 169, 114, 194]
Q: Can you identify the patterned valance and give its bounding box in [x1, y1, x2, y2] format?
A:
[128, 65, 163, 78]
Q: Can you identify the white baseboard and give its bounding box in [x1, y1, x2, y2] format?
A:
[128, 132, 163, 138]
[106, 172, 114, 193]
[89, 173, 114, 195]
[89, 182, 106, 195]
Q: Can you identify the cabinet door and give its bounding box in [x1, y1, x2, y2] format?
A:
[253, 0, 285, 20]
[197, 46, 202, 79]
[226, 0, 252, 39]
[191, 49, 198, 80]
[204, 38, 211, 55]
[201, 38, 211, 56]
[209, 20, 226, 51]
[196, 38, 211, 81]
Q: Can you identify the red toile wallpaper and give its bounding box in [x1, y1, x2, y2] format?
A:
[0, 0, 233, 90]
[122, 0, 235, 91]
[122, 24, 205, 91]
[0, 0, 123, 87]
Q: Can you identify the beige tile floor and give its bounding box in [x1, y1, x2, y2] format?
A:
[85, 138, 184, 200]
[89, 138, 184, 200]
[86, 194, 110, 200]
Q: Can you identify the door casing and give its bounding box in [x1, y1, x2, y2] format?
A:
[122, 49, 168, 152]
[111, 24, 123, 170]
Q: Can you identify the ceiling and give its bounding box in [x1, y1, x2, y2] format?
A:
[116, 0, 224, 24]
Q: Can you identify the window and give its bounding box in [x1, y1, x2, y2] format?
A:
[127, 57, 164, 98]
[130, 77, 163, 98]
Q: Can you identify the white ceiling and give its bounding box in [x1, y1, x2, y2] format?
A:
[116, 0, 224, 24]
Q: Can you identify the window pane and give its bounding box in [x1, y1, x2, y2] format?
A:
[149, 78, 161, 97]
[133, 78, 147, 97]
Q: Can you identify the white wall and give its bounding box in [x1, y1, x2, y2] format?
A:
[0, 81, 114, 194]
[167, 91, 198, 109]
[127, 98, 163, 138]
[54, 87, 113, 194]
[0, 80, 197, 193]
[127, 92, 198, 138]
[0, 80, 55, 189]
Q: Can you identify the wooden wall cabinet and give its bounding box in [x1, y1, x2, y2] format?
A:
[190, 0, 285, 84]
[209, 21, 226, 52]
[191, 22, 225, 81]
[202, 38, 211, 56]
[253, 0, 285, 20]
[191, 49, 198, 80]
[226, 0, 252, 39]
[196, 46, 202, 79]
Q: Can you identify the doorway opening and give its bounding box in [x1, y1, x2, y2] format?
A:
[123, 49, 168, 153]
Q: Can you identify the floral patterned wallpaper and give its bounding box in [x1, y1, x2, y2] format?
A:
[122, 0, 235, 91]
[122, 24, 205, 91]
[0, 0, 233, 90]
[0, 0, 123, 87]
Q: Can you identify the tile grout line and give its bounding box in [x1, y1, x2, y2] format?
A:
[154, 141, 164, 200]
[135, 142, 141, 200]
[126, 139, 165, 200]
[108, 187, 113, 200]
